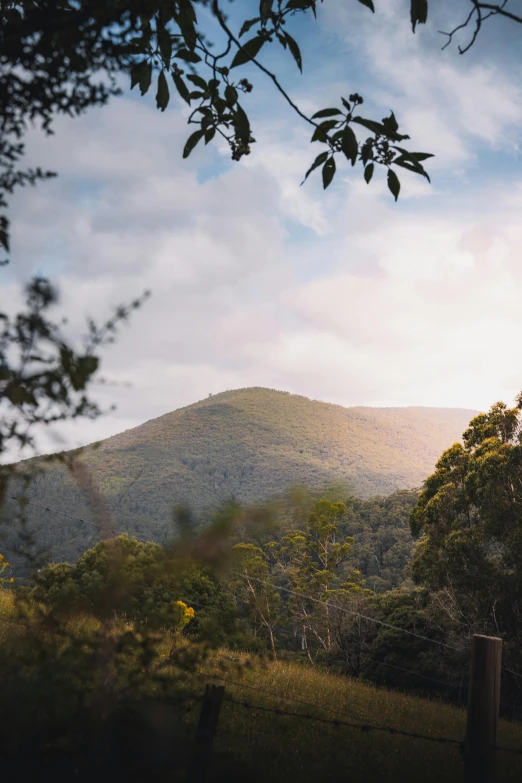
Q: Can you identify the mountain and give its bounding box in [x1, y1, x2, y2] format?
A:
[2, 387, 478, 563]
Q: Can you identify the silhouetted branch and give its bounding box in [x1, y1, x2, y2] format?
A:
[439, 1, 522, 55]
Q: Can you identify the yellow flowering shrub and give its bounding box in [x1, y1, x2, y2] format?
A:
[172, 600, 195, 630]
[0, 553, 13, 588]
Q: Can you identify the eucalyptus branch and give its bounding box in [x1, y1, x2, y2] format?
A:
[476, 1, 522, 24]
[211, 0, 317, 130]
[439, 0, 521, 55]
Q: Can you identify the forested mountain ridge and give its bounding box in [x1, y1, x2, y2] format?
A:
[2, 388, 477, 563]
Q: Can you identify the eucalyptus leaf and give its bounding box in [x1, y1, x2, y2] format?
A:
[130, 61, 152, 96]
[284, 32, 302, 72]
[352, 116, 388, 137]
[311, 126, 328, 143]
[382, 111, 399, 133]
[387, 168, 401, 201]
[138, 61, 152, 96]
[341, 125, 358, 165]
[286, 0, 313, 8]
[176, 48, 202, 63]
[0, 226, 9, 252]
[411, 0, 428, 32]
[239, 17, 261, 37]
[394, 158, 431, 182]
[394, 148, 434, 162]
[187, 73, 208, 91]
[322, 157, 336, 189]
[157, 26, 172, 63]
[156, 70, 169, 111]
[225, 84, 238, 106]
[312, 108, 343, 119]
[183, 129, 205, 159]
[301, 151, 329, 184]
[230, 36, 265, 68]
[234, 103, 251, 143]
[173, 72, 191, 104]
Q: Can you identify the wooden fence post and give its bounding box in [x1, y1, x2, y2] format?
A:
[187, 684, 225, 783]
[463, 634, 502, 783]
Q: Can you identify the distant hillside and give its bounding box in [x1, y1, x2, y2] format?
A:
[2, 388, 478, 563]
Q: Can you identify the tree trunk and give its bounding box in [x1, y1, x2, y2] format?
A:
[268, 625, 277, 661]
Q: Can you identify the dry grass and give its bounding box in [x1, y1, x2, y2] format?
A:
[0, 588, 14, 617]
[2, 595, 521, 782]
[185, 654, 522, 783]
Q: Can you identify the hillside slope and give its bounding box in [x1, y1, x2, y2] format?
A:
[3, 388, 477, 561]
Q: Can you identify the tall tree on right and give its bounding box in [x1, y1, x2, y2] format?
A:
[410, 398, 522, 656]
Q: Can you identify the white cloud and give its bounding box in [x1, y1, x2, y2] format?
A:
[322, 0, 522, 168]
[3, 4, 522, 463]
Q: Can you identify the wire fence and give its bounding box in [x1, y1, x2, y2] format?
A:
[223, 693, 462, 747]
[187, 679, 522, 771]
[188, 665, 522, 760]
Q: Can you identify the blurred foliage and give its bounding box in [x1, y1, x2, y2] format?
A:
[0, 549, 14, 585]
[0, 277, 149, 466]
[0, 523, 257, 780]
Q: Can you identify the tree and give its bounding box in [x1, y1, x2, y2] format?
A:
[228, 541, 280, 658]
[0, 277, 149, 575]
[268, 500, 355, 659]
[327, 586, 376, 677]
[32, 534, 198, 629]
[410, 397, 522, 671]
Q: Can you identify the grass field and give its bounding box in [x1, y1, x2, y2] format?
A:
[2, 589, 521, 782]
[185, 654, 522, 783]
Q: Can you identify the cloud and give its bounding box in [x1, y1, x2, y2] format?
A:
[268, 179, 522, 410]
[3, 3, 522, 463]
[321, 0, 522, 168]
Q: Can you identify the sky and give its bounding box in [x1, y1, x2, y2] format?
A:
[3, 0, 522, 459]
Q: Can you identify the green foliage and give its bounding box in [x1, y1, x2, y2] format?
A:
[267, 500, 356, 658]
[411, 0, 429, 32]
[410, 398, 522, 677]
[7, 0, 513, 263]
[1, 388, 475, 568]
[0, 598, 212, 780]
[228, 542, 281, 657]
[32, 534, 244, 638]
[341, 490, 420, 591]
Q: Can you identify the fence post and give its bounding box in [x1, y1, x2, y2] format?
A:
[187, 684, 225, 783]
[463, 634, 502, 783]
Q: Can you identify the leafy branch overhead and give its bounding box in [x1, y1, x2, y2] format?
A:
[1, 1, 521, 263]
[126, 0, 434, 199]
